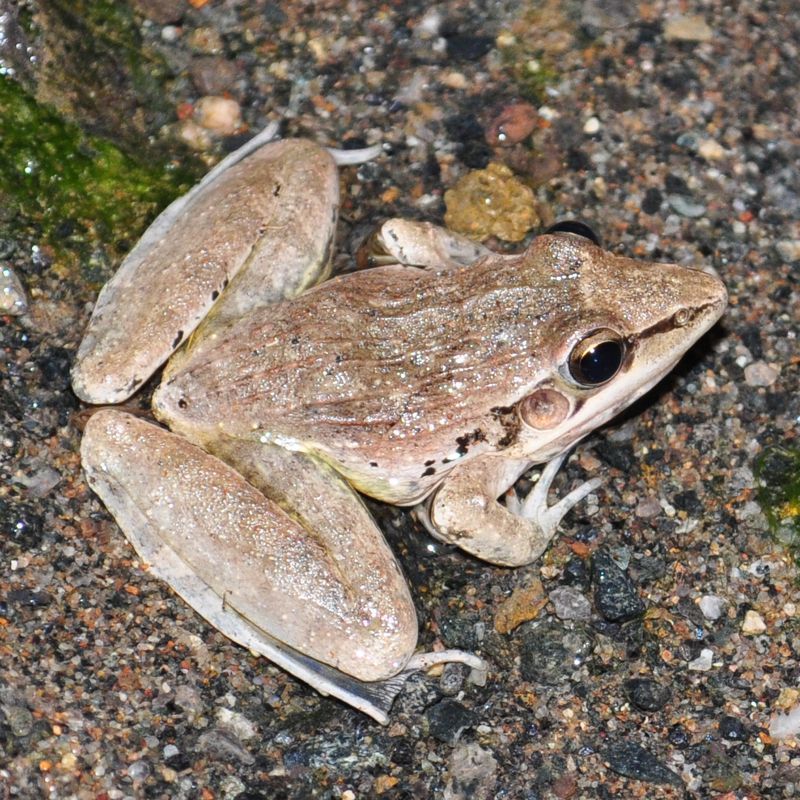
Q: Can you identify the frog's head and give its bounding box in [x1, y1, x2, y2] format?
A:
[508, 230, 728, 462]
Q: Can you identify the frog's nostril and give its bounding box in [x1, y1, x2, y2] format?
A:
[178, 398, 188, 409]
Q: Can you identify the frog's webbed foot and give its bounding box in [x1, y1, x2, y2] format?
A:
[504, 451, 603, 539]
[419, 450, 602, 567]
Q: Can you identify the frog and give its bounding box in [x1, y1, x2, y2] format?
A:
[71, 130, 727, 722]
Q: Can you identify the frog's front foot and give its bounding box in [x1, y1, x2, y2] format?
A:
[504, 451, 604, 540]
[418, 450, 603, 567]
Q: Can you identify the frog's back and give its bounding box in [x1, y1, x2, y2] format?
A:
[153, 252, 562, 502]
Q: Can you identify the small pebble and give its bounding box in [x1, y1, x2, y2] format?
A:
[519, 622, 592, 684]
[624, 678, 670, 712]
[741, 610, 767, 635]
[161, 25, 180, 43]
[216, 707, 257, 741]
[131, 0, 184, 24]
[196, 727, 254, 765]
[719, 715, 748, 741]
[604, 742, 681, 786]
[444, 162, 539, 242]
[444, 742, 497, 800]
[776, 239, 800, 261]
[549, 585, 592, 621]
[770, 705, 800, 740]
[698, 594, 726, 621]
[1, 265, 28, 315]
[697, 138, 726, 160]
[194, 95, 242, 135]
[163, 744, 179, 760]
[485, 102, 538, 146]
[688, 648, 714, 671]
[667, 194, 707, 218]
[3, 703, 33, 737]
[663, 15, 713, 42]
[744, 361, 779, 387]
[634, 496, 662, 518]
[177, 119, 213, 151]
[592, 549, 645, 622]
[127, 761, 150, 780]
[425, 699, 476, 745]
[583, 116, 600, 134]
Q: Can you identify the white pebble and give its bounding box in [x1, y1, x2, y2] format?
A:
[776, 239, 800, 262]
[698, 138, 726, 161]
[744, 361, 779, 387]
[583, 116, 600, 134]
[194, 96, 242, 136]
[770, 705, 800, 740]
[688, 648, 714, 671]
[741, 609, 767, 635]
[698, 595, 725, 621]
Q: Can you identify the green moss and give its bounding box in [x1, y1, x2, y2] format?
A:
[754, 445, 800, 554]
[0, 76, 196, 273]
[498, 46, 560, 104]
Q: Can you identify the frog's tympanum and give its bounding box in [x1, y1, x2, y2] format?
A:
[71, 133, 727, 722]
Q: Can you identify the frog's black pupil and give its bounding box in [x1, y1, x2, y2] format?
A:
[574, 340, 622, 385]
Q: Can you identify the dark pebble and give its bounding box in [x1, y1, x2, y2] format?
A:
[0, 500, 44, 550]
[641, 187, 663, 214]
[592, 549, 646, 622]
[189, 56, 240, 96]
[562, 556, 591, 590]
[439, 662, 468, 696]
[519, 621, 593, 684]
[668, 724, 692, 748]
[425, 698, 476, 745]
[6, 589, 52, 608]
[623, 678, 670, 712]
[627, 552, 667, 584]
[664, 173, 690, 195]
[719, 715, 749, 741]
[604, 741, 681, 786]
[592, 440, 636, 472]
[460, 139, 492, 168]
[164, 750, 193, 771]
[445, 34, 494, 62]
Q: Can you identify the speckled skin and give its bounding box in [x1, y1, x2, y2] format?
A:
[153, 233, 727, 506]
[81, 410, 416, 683]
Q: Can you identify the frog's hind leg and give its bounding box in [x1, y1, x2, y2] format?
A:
[81, 410, 485, 722]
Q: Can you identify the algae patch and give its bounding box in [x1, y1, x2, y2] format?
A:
[755, 445, 800, 556]
[0, 76, 195, 275]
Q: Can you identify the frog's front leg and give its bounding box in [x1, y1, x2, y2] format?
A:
[82, 410, 484, 723]
[417, 452, 602, 567]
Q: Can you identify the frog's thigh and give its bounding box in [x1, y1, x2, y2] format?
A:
[421, 452, 601, 567]
[81, 410, 418, 715]
[371, 219, 491, 269]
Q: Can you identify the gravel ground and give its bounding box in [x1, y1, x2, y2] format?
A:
[1, 1, 799, 798]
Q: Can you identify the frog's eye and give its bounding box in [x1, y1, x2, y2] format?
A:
[568, 329, 625, 386]
[544, 220, 601, 246]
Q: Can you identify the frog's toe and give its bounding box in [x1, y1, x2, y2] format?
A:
[510, 451, 603, 534]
